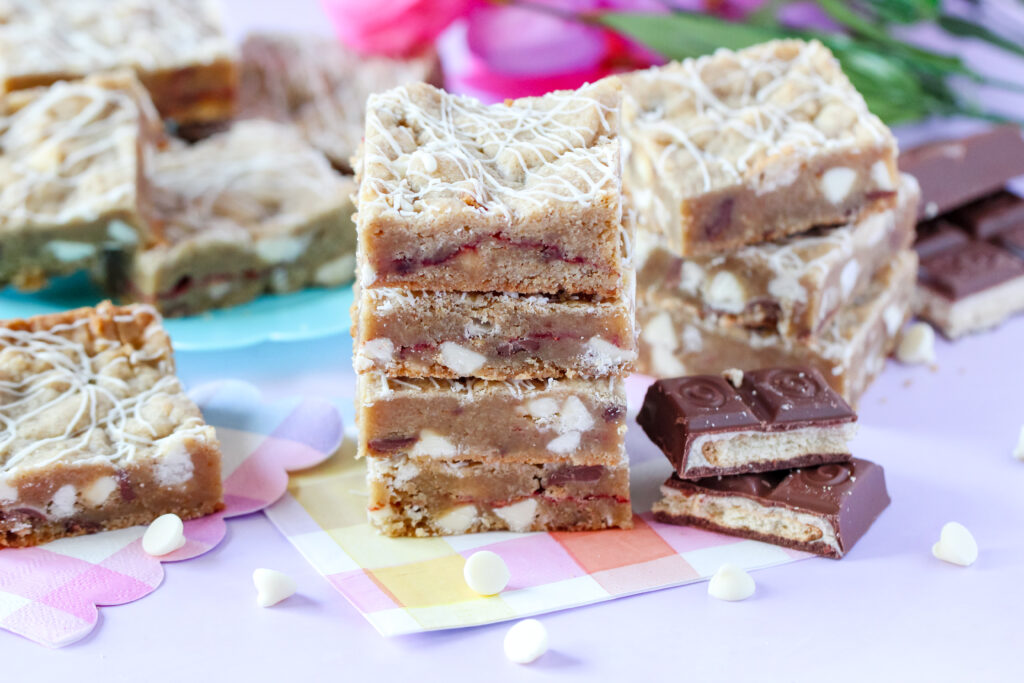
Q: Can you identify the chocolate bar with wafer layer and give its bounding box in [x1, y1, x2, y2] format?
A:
[637, 367, 856, 479]
[652, 458, 890, 559]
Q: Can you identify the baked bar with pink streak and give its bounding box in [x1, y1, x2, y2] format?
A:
[356, 79, 627, 297]
[239, 32, 439, 173]
[352, 271, 636, 380]
[0, 72, 159, 291]
[0, 302, 223, 548]
[622, 39, 898, 257]
[636, 175, 919, 339]
[113, 120, 356, 316]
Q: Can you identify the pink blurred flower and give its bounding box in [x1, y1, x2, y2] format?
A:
[444, 0, 669, 102]
[322, 0, 473, 57]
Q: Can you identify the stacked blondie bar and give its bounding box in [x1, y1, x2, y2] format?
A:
[622, 40, 917, 404]
[353, 80, 636, 536]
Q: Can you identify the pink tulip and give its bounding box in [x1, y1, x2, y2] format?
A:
[321, 0, 474, 57]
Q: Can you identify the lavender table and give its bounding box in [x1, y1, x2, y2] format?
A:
[4, 2, 1024, 679]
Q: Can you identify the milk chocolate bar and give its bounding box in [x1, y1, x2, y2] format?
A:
[637, 368, 856, 479]
[652, 458, 889, 558]
[899, 125, 1024, 220]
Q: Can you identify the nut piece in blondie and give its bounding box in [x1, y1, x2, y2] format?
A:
[353, 272, 636, 380]
[0, 302, 223, 548]
[636, 175, 919, 338]
[0, 0, 237, 126]
[368, 455, 632, 537]
[637, 251, 918, 405]
[358, 373, 627, 466]
[118, 121, 356, 316]
[623, 39, 898, 257]
[239, 33, 439, 173]
[1, 72, 158, 290]
[357, 79, 626, 296]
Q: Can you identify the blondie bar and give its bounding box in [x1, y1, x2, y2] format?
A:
[239, 33, 439, 173]
[1, 72, 158, 290]
[0, 0, 237, 126]
[368, 456, 632, 536]
[637, 251, 917, 404]
[353, 271, 636, 380]
[115, 121, 356, 316]
[0, 303, 223, 547]
[357, 373, 626, 466]
[622, 39, 898, 256]
[637, 175, 917, 338]
[357, 79, 626, 296]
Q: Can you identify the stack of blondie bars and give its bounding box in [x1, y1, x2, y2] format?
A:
[622, 40, 918, 404]
[353, 80, 636, 536]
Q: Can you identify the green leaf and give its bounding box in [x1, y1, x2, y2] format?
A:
[594, 11, 783, 60]
[814, 0, 890, 42]
[938, 15, 1024, 58]
[856, 0, 941, 24]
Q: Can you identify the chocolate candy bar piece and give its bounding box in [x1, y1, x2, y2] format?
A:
[913, 220, 970, 260]
[652, 458, 890, 559]
[949, 190, 1024, 239]
[915, 237, 1024, 338]
[996, 224, 1024, 259]
[637, 367, 857, 479]
[899, 125, 1024, 220]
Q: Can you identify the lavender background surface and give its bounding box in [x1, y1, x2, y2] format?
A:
[3, 1, 1024, 679]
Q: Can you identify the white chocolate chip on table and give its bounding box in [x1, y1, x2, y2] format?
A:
[1013, 426, 1024, 462]
[253, 568, 298, 607]
[504, 619, 549, 664]
[707, 563, 756, 601]
[896, 322, 936, 365]
[142, 514, 187, 556]
[463, 550, 511, 596]
[932, 522, 978, 567]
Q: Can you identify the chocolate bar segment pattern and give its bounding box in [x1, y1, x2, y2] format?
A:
[652, 458, 890, 558]
[899, 125, 1024, 219]
[637, 367, 856, 479]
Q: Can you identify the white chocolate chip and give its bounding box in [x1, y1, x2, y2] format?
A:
[557, 396, 594, 434]
[314, 253, 357, 286]
[932, 522, 978, 566]
[46, 241, 97, 263]
[707, 563, 755, 601]
[363, 338, 395, 365]
[82, 476, 117, 507]
[463, 550, 510, 595]
[882, 305, 903, 336]
[360, 262, 376, 287]
[870, 161, 895, 191]
[682, 325, 703, 352]
[494, 499, 538, 532]
[155, 440, 194, 487]
[641, 312, 678, 351]
[270, 267, 290, 293]
[207, 281, 231, 300]
[821, 167, 857, 204]
[584, 336, 634, 370]
[142, 513, 186, 556]
[1014, 426, 1024, 462]
[839, 260, 860, 297]
[436, 504, 477, 534]
[721, 368, 744, 388]
[48, 484, 77, 519]
[253, 568, 297, 607]
[546, 431, 581, 454]
[526, 398, 559, 421]
[367, 504, 395, 526]
[411, 150, 438, 174]
[439, 342, 487, 376]
[410, 430, 456, 458]
[896, 322, 936, 365]
[678, 261, 705, 295]
[650, 344, 686, 377]
[504, 619, 548, 664]
[255, 234, 313, 263]
[924, 201, 939, 219]
[0, 477, 17, 504]
[106, 219, 139, 245]
[703, 272, 746, 314]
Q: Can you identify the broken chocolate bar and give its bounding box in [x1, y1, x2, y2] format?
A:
[637, 367, 856, 479]
[899, 125, 1024, 220]
[949, 190, 1024, 240]
[652, 458, 890, 559]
